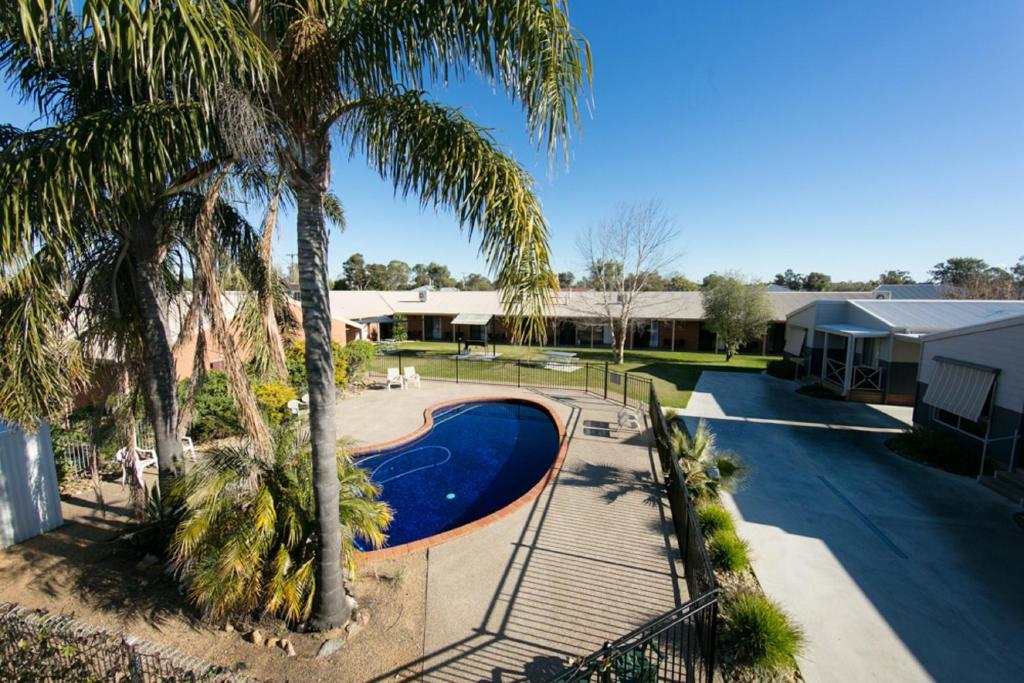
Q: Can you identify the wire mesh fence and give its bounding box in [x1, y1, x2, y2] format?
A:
[56, 443, 93, 480]
[0, 603, 258, 682]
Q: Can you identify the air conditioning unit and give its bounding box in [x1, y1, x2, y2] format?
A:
[419, 289, 429, 302]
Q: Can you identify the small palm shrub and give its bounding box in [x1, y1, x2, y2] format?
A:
[707, 530, 750, 573]
[285, 340, 353, 390]
[169, 427, 391, 624]
[340, 339, 376, 385]
[697, 504, 735, 537]
[721, 591, 805, 673]
[670, 420, 743, 500]
[253, 382, 299, 428]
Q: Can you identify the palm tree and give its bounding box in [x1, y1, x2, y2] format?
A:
[240, 0, 591, 630]
[0, 2, 272, 494]
[169, 426, 391, 624]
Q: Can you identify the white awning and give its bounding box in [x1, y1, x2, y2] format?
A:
[923, 357, 998, 422]
[451, 313, 492, 325]
[784, 327, 806, 356]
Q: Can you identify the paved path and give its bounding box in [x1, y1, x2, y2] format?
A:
[338, 382, 683, 682]
[679, 372, 1024, 683]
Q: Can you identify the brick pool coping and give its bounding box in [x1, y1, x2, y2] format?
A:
[353, 395, 569, 563]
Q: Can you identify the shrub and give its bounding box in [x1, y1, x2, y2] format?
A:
[708, 530, 751, 573]
[169, 427, 391, 623]
[253, 382, 299, 428]
[286, 340, 355, 390]
[721, 591, 805, 673]
[766, 358, 797, 380]
[340, 339, 376, 385]
[886, 425, 981, 476]
[392, 314, 408, 342]
[185, 371, 241, 441]
[697, 504, 735, 537]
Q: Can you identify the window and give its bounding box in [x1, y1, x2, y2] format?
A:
[935, 391, 992, 439]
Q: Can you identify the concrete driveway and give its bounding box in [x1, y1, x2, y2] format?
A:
[680, 372, 1024, 683]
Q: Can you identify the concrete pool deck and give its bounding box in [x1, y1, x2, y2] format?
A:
[335, 381, 685, 681]
[679, 371, 1024, 683]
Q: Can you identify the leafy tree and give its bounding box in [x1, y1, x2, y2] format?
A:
[364, 263, 389, 289]
[412, 262, 458, 289]
[339, 253, 369, 290]
[702, 273, 729, 289]
[558, 271, 576, 288]
[878, 270, 914, 285]
[242, 1, 589, 630]
[462, 273, 495, 290]
[930, 257, 990, 286]
[385, 260, 411, 289]
[169, 427, 391, 624]
[666, 274, 700, 291]
[701, 273, 773, 360]
[773, 269, 804, 291]
[802, 272, 832, 291]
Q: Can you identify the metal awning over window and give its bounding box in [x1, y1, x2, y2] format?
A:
[784, 327, 806, 356]
[450, 313, 493, 326]
[923, 357, 998, 422]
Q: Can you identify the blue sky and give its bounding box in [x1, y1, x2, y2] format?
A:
[3, 1, 1022, 283]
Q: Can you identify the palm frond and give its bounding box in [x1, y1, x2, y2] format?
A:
[341, 89, 556, 342]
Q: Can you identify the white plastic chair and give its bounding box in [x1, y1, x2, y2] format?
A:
[386, 367, 404, 390]
[403, 366, 421, 389]
[181, 436, 197, 462]
[115, 446, 157, 487]
[287, 398, 309, 415]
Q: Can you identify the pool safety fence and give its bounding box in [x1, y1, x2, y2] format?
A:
[368, 353, 652, 409]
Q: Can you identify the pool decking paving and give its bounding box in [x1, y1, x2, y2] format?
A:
[335, 382, 684, 682]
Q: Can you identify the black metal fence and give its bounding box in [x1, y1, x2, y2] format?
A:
[555, 591, 719, 683]
[0, 603, 256, 682]
[368, 352, 652, 408]
[554, 385, 719, 682]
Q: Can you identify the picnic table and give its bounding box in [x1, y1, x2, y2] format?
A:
[541, 350, 578, 360]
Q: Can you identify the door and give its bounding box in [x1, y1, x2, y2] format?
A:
[432, 317, 442, 340]
[650, 321, 659, 348]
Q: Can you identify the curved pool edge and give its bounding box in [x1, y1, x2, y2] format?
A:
[352, 395, 568, 564]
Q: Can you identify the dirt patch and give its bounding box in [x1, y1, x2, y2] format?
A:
[0, 480, 427, 682]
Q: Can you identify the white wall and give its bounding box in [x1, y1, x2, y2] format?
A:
[920, 322, 1024, 412]
[0, 421, 64, 548]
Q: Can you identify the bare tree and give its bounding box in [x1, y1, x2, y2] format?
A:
[574, 200, 680, 364]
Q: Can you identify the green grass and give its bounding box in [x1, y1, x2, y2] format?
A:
[380, 341, 776, 407]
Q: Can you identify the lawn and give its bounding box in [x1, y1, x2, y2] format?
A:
[377, 341, 776, 407]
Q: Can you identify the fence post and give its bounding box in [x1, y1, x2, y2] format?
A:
[603, 362, 609, 400]
[585, 363, 589, 395]
[455, 356, 460, 383]
[398, 353, 403, 374]
[517, 360, 522, 387]
[623, 371, 629, 406]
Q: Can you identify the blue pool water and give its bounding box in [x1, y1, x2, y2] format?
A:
[355, 400, 559, 549]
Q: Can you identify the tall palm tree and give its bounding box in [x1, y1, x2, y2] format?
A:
[0, 1, 271, 494]
[240, 0, 591, 629]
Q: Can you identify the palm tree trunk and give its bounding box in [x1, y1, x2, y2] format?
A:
[130, 252, 183, 497]
[290, 148, 352, 630]
[260, 181, 289, 378]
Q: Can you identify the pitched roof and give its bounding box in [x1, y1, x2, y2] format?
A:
[326, 289, 874, 323]
[872, 283, 955, 300]
[850, 300, 1024, 333]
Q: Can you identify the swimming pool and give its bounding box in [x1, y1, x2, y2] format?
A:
[354, 399, 561, 552]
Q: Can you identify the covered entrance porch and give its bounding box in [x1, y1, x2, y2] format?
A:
[816, 323, 890, 398]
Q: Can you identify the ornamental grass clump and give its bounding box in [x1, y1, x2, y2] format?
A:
[697, 504, 735, 537]
[721, 591, 805, 673]
[707, 530, 751, 573]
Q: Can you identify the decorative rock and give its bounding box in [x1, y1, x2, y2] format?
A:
[317, 637, 346, 658]
[222, 623, 235, 633]
[244, 629, 264, 646]
[279, 639, 296, 657]
[265, 637, 279, 649]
